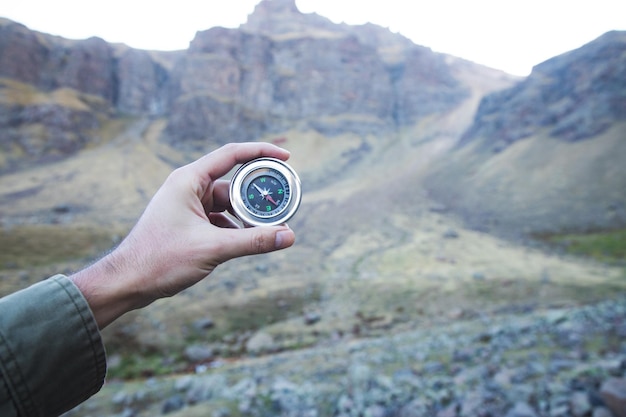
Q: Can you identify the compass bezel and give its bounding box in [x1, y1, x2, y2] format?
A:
[230, 157, 301, 227]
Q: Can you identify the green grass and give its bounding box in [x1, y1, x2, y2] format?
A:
[198, 284, 323, 344]
[542, 228, 626, 263]
[108, 353, 180, 380]
[101, 284, 324, 380]
[0, 224, 121, 269]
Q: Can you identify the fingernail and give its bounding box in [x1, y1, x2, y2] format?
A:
[275, 229, 291, 249]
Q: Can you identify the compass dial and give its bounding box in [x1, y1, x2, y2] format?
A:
[243, 169, 290, 218]
[230, 158, 301, 227]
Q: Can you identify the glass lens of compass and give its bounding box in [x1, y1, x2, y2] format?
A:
[242, 170, 290, 218]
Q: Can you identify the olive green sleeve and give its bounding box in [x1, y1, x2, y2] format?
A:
[0, 274, 107, 417]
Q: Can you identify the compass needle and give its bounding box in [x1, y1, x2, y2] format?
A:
[252, 183, 265, 196]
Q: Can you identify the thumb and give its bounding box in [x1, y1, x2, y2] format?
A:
[218, 226, 295, 261]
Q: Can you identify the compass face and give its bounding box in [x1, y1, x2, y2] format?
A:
[243, 168, 291, 218]
[230, 158, 301, 227]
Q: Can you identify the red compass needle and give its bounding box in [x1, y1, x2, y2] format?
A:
[266, 195, 278, 205]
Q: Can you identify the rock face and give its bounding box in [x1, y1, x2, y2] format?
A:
[0, 0, 469, 164]
[163, 0, 468, 147]
[426, 30, 626, 236]
[2, 1, 624, 238]
[0, 20, 118, 102]
[461, 31, 626, 151]
[116, 49, 173, 115]
[0, 18, 48, 85]
[0, 78, 113, 168]
[0, 19, 174, 114]
[0, 19, 172, 169]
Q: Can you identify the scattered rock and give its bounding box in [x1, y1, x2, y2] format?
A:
[304, 311, 321, 325]
[398, 398, 429, 417]
[245, 331, 276, 355]
[184, 344, 215, 363]
[192, 318, 215, 331]
[429, 204, 449, 213]
[421, 361, 445, 375]
[112, 390, 130, 406]
[52, 204, 72, 214]
[364, 404, 387, 417]
[570, 391, 592, 417]
[442, 229, 459, 239]
[80, 296, 626, 416]
[600, 378, 626, 417]
[161, 395, 184, 414]
[504, 402, 539, 417]
[472, 272, 486, 281]
[593, 407, 615, 417]
[174, 375, 193, 392]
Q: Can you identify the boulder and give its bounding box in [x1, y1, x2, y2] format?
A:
[600, 378, 626, 417]
[245, 331, 276, 355]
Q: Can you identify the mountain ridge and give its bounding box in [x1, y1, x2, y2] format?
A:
[0, 0, 487, 172]
[1, 3, 625, 415]
[426, 30, 626, 236]
[0, 1, 623, 239]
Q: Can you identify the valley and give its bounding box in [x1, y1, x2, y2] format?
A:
[1, 115, 624, 417]
[0, 0, 625, 415]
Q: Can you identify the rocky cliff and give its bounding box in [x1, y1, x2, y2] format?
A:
[159, 0, 469, 148]
[0, 17, 178, 169]
[0, 0, 469, 168]
[427, 31, 626, 236]
[460, 31, 626, 151]
[1, 0, 623, 237]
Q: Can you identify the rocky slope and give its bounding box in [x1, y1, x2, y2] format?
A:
[461, 31, 626, 149]
[0, 0, 515, 228]
[2, 2, 623, 239]
[67, 296, 626, 417]
[0, 17, 178, 170]
[427, 31, 626, 237]
[0, 0, 471, 170]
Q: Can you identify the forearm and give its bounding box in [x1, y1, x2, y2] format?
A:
[69, 246, 146, 329]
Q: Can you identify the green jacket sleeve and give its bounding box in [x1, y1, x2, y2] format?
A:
[0, 274, 107, 417]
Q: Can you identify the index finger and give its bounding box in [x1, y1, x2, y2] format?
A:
[191, 142, 290, 182]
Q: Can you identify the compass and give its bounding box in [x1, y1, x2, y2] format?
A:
[229, 157, 302, 227]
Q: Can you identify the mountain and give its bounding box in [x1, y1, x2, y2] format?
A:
[0, 17, 179, 171]
[0, 0, 473, 172]
[1, 2, 625, 414]
[0, 0, 516, 223]
[461, 31, 626, 147]
[426, 31, 626, 237]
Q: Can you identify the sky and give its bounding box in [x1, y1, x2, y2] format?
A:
[1, 0, 625, 76]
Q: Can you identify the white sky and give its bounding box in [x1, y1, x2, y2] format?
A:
[1, 0, 625, 76]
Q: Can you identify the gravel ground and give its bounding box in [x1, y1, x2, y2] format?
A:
[66, 295, 626, 417]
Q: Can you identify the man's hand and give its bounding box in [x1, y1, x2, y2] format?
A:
[71, 142, 296, 329]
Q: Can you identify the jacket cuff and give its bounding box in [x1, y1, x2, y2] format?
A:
[0, 274, 106, 416]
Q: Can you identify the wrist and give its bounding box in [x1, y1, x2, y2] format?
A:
[70, 247, 147, 329]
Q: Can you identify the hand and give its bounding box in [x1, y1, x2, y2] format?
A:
[70, 142, 296, 329]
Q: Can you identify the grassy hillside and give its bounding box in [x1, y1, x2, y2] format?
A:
[427, 122, 626, 237]
[1, 61, 624, 385]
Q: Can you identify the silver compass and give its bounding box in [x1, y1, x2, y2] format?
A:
[229, 157, 302, 227]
